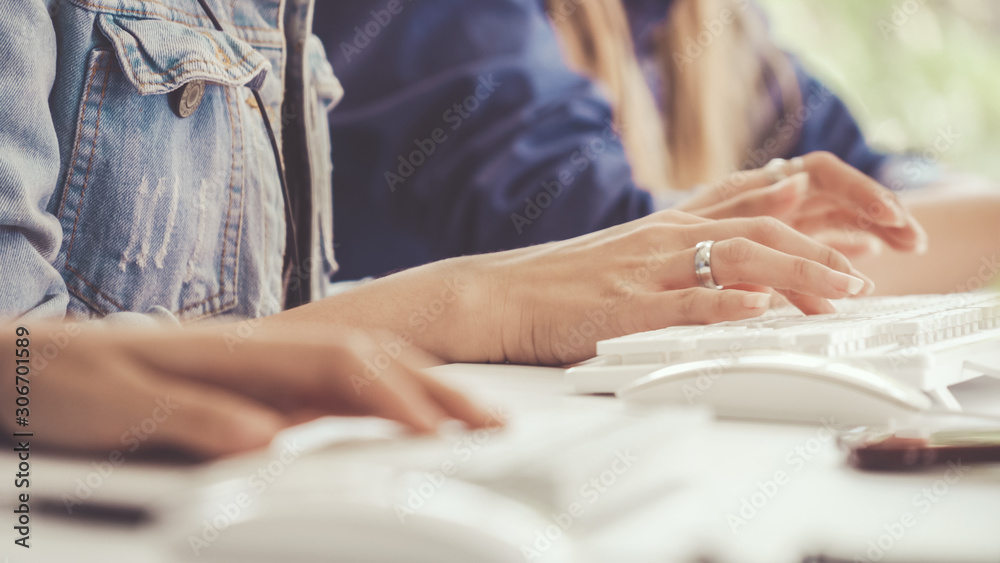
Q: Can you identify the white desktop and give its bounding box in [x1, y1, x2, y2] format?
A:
[4, 294, 1000, 563]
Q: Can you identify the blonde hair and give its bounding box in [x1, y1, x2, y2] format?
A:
[548, 0, 798, 192]
[547, 0, 673, 191]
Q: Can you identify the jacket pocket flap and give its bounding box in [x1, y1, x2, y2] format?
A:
[97, 14, 270, 95]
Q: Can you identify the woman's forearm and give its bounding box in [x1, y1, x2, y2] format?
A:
[268, 256, 503, 364]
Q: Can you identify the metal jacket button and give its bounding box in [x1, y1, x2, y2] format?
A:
[171, 80, 206, 118]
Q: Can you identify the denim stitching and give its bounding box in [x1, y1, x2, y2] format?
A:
[133, 57, 262, 85]
[182, 299, 237, 320]
[66, 282, 109, 316]
[175, 85, 240, 317]
[66, 265, 126, 312]
[230, 88, 247, 305]
[68, 0, 284, 33]
[66, 61, 111, 259]
[57, 54, 103, 219]
[101, 21, 263, 88]
[61, 54, 238, 317]
[219, 86, 237, 302]
[199, 30, 233, 65]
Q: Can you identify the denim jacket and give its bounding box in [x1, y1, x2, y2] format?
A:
[0, 0, 341, 323]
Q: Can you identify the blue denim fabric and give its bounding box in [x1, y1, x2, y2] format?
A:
[0, 0, 339, 322]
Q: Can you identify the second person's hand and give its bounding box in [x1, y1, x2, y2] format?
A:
[675, 152, 928, 257]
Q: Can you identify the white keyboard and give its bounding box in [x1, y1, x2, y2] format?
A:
[262, 404, 709, 523]
[568, 292, 1000, 396]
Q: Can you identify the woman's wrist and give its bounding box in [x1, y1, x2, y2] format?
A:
[270, 254, 507, 364]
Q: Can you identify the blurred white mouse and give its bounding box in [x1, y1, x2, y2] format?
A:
[617, 355, 933, 426]
[169, 462, 575, 563]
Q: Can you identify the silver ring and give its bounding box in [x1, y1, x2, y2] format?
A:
[764, 158, 788, 183]
[694, 240, 723, 290]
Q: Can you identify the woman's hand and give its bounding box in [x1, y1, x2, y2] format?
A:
[0, 325, 494, 459]
[484, 209, 873, 364]
[293, 209, 873, 367]
[675, 152, 928, 258]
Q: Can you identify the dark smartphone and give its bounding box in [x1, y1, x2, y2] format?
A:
[839, 426, 1000, 471]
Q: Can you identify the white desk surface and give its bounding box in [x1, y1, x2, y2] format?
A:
[3, 363, 1000, 563]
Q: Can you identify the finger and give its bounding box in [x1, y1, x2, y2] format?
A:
[792, 207, 925, 254]
[333, 351, 449, 433]
[804, 152, 910, 228]
[885, 214, 928, 254]
[392, 337, 446, 371]
[713, 238, 867, 297]
[633, 288, 773, 328]
[685, 166, 794, 208]
[684, 217, 875, 295]
[137, 332, 447, 433]
[145, 378, 287, 459]
[662, 238, 866, 299]
[408, 369, 499, 429]
[687, 216, 854, 274]
[694, 173, 808, 220]
[778, 290, 837, 316]
[812, 230, 885, 259]
[647, 208, 712, 225]
[725, 283, 774, 295]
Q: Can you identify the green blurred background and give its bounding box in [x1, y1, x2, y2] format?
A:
[756, 0, 1000, 179]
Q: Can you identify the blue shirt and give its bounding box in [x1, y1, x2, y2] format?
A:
[315, 0, 905, 280]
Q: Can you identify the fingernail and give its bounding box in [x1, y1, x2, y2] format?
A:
[826, 270, 866, 296]
[240, 416, 282, 448]
[914, 225, 930, 255]
[850, 267, 876, 295]
[886, 200, 908, 227]
[742, 293, 772, 310]
[916, 239, 929, 255]
[866, 238, 884, 256]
